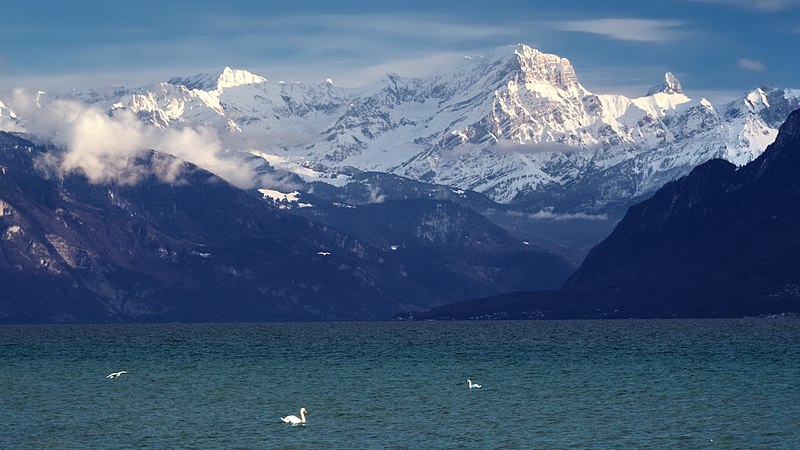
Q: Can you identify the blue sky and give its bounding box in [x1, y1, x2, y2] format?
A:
[1, 0, 798, 102]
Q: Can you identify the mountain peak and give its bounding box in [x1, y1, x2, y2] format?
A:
[216, 67, 267, 89]
[167, 67, 267, 91]
[647, 72, 683, 95]
[510, 44, 579, 88]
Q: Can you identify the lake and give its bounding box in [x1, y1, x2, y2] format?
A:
[1, 319, 798, 448]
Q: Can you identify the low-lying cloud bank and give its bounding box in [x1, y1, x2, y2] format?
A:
[505, 207, 608, 221]
[6, 89, 257, 189]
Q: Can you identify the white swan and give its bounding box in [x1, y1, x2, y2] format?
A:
[107, 371, 127, 379]
[281, 407, 307, 425]
[467, 378, 482, 389]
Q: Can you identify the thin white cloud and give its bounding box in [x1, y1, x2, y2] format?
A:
[684, 0, 800, 11]
[209, 13, 527, 44]
[332, 52, 468, 86]
[737, 58, 767, 72]
[551, 18, 686, 42]
[200, 13, 530, 86]
[507, 208, 608, 221]
[530, 210, 608, 221]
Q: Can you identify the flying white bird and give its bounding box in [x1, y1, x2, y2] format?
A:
[107, 371, 128, 379]
[281, 407, 307, 425]
[467, 378, 482, 389]
[317, 251, 331, 256]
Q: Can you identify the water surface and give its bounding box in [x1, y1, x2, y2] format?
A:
[2, 319, 798, 448]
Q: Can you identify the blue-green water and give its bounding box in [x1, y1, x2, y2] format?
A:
[1, 320, 798, 449]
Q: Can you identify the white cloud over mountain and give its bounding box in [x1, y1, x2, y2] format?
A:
[7, 89, 256, 188]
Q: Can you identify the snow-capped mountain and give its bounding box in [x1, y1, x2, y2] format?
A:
[0, 99, 19, 131]
[6, 44, 800, 212]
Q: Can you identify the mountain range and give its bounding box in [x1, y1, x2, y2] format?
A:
[414, 108, 800, 320]
[1, 43, 799, 322]
[41, 43, 799, 215]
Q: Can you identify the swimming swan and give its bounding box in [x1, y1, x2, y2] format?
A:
[107, 371, 128, 379]
[281, 407, 307, 425]
[467, 378, 482, 389]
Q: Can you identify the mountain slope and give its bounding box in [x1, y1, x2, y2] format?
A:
[0, 132, 440, 322]
[413, 109, 800, 320]
[293, 197, 574, 303]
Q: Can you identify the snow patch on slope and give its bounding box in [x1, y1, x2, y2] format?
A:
[259, 189, 312, 208]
